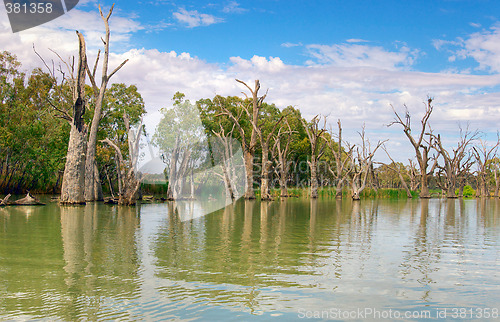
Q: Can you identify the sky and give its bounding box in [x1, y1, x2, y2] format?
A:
[1, 0, 500, 162]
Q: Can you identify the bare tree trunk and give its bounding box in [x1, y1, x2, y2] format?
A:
[84, 4, 128, 202]
[60, 32, 87, 205]
[243, 151, 255, 199]
[309, 159, 319, 198]
[260, 144, 272, 200]
[389, 99, 438, 199]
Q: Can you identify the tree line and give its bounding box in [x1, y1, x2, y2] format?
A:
[2, 5, 500, 204]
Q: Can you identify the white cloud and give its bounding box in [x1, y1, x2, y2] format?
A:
[346, 39, 370, 43]
[435, 23, 500, 73]
[2, 7, 500, 162]
[173, 8, 223, 28]
[222, 1, 247, 14]
[281, 42, 303, 48]
[305, 43, 420, 70]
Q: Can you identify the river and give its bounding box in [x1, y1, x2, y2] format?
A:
[0, 198, 498, 320]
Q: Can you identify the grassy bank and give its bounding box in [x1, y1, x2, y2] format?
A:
[255, 187, 419, 199]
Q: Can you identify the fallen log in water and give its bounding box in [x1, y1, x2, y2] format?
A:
[0, 193, 45, 206]
[104, 197, 119, 204]
[0, 194, 11, 206]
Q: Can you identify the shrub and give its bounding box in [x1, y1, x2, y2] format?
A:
[456, 185, 475, 198]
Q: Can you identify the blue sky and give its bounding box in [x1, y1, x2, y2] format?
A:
[2, 0, 500, 161]
[111, 0, 499, 71]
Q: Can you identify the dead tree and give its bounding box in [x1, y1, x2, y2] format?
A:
[388, 98, 439, 198]
[84, 4, 128, 202]
[212, 123, 240, 201]
[380, 145, 413, 198]
[456, 152, 474, 198]
[430, 127, 478, 198]
[101, 114, 143, 205]
[492, 162, 500, 198]
[350, 126, 386, 200]
[300, 115, 327, 198]
[407, 159, 420, 191]
[58, 32, 87, 205]
[217, 79, 267, 199]
[256, 115, 286, 200]
[472, 135, 500, 197]
[274, 120, 294, 197]
[327, 119, 354, 199]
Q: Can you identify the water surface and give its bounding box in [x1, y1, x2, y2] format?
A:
[0, 198, 498, 320]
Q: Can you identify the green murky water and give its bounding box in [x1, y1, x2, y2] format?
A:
[0, 198, 499, 321]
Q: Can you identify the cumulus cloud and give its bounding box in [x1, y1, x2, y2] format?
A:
[173, 8, 223, 28]
[436, 23, 500, 73]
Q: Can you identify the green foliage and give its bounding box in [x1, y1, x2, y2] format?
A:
[0, 50, 147, 195]
[456, 185, 475, 198]
[98, 83, 146, 194]
[0, 52, 70, 193]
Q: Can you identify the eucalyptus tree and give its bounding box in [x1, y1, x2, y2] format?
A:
[0, 52, 69, 194]
[101, 114, 143, 205]
[154, 92, 207, 200]
[98, 83, 146, 201]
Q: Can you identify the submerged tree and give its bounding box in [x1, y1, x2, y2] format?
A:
[350, 126, 385, 200]
[154, 93, 206, 200]
[327, 119, 354, 199]
[430, 126, 478, 198]
[59, 32, 88, 204]
[472, 136, 500, 197]
[101, 113, 143, 205]
[300, 115, 327, 198]
[217, 79, 268, 199]
[274, 120, 294, 197]
[84, 4, 128, 202]
[389, 98, 439, 198]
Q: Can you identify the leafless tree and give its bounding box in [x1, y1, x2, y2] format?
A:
[379, 145, 413, 198]
[255, 114, 285, 200]
[430, 126, 478, 198]
[56, 32, 87, 204]
[472, 135, 500, 197]
[388, 98, 439, 198]
[84, 4, 128, 202]
[326, 119, 354, 199]
[274, 120, 294, 197]
[101, 114, 143, 205]
[300, 115, 327, 198]
[350, 126, 386, 200]
[217, 79, 267, 199]
[211, 123, 241, 201]
[407, 159, 420, 191]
